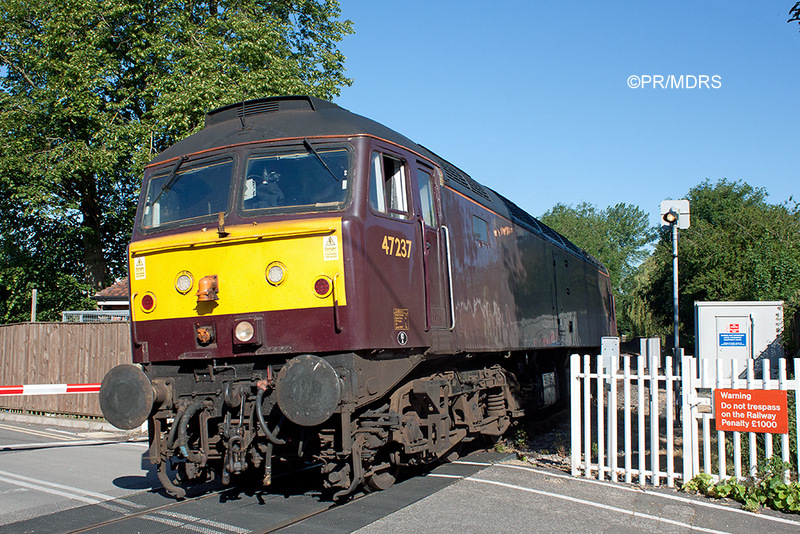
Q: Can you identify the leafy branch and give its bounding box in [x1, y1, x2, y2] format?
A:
[0, 52, 36, 87]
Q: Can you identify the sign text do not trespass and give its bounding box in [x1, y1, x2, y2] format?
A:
[714, 389, 788, 434]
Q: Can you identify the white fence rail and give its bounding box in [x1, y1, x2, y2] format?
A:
[570, 339, 800, 487]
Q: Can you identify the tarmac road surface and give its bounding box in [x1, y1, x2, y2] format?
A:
[351, 460, 800, 534]
[1, 415, 800, 533]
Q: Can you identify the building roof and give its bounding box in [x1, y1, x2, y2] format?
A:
[94, 278, 130, 300]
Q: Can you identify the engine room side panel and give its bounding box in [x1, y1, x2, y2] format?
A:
[440, 185, 614, 353]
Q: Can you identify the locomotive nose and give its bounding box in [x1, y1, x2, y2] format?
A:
[99, 364, 155, 430]
[275, 355, 341, 427]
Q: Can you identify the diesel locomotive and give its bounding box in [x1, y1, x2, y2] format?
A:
[99, 96, 616, 499]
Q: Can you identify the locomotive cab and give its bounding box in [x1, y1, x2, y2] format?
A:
[101, 122, 463, 496]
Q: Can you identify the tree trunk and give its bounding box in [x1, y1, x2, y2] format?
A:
[80, 174, 106, 292]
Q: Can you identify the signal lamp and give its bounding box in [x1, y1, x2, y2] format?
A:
[141, 292, 156, 313]
[235, 321, 255, 343]
[266, 262, 286, 286]
[663, 209, 679, 225]
[314, 276, 332, 298]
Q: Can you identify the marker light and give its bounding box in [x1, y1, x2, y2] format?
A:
[314, 276, 332, 298]
[175, 271, 194, 294]
[235, 321, 255, 343]
[141, 292, 157, 313]
[266, 262, 286, 286]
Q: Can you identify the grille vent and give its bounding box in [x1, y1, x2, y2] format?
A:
[204, 96, 315, 127]
[495, 193, 598, 266]
[441, 162, 491, 201]
[238, 100, 280, 118]
[499, 195, 543, 233]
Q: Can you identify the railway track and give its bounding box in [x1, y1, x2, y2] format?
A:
[63, 488, 345, 534]
[60, 465, 332, 534]
[65, 486, 235, 534]
[4, 449, 509, 534]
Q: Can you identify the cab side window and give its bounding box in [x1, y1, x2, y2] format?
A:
[417, 168, 438, 227]
[370, 152, 409, 219]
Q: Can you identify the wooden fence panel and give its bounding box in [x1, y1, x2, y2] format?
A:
[0, 322, 132, 417]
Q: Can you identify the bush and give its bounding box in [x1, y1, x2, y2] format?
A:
[683, 456, 800, 514]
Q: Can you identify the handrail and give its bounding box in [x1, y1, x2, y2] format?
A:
[418, 217, 430, 332]
[441, 225, 455, 331]
[333, 272, 342, 333]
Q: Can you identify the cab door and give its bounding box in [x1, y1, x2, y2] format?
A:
[412, 162, 454, 350]
[364, 145, 426, 348]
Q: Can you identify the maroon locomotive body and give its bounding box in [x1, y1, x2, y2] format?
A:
[100, 96, 615, 498]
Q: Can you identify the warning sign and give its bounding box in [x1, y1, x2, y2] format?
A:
[323, 236, 339, 261]
[715, 389, 788, 434]
[133, 257, 146, 280]
[718, 321, 747, 347]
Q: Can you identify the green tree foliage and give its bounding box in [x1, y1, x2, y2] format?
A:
[640, 179, 800, 351]
[0, 0, 352, 321]
[540, 202, 655, 336]
[625, 254, 671, 340]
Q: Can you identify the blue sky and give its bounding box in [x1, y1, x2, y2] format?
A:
[334, 1, 800, 225]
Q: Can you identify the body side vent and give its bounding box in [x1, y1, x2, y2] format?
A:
[441, 161, 491, 201]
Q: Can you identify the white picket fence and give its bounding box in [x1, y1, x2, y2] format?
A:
[570, 338, 800, 487]
[687, 355, 800, 483]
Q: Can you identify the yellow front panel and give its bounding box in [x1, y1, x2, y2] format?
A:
[129, 218, 346, 322]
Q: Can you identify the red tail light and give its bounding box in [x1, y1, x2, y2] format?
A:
[141, 292, 156, 312]
[314, 277, 332, 298]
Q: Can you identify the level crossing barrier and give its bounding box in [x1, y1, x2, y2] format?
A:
[0, 383, 101, 396]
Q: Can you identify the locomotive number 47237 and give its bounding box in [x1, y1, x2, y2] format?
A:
[381, 235, 413, 258]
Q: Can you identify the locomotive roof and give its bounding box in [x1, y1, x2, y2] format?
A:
[150, 96, 605, 273]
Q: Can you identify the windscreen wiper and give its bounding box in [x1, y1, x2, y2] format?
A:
[150, 155, 189, 206]
[303, 138, 339, 183]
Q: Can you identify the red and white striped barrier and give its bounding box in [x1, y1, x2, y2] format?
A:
[0, 383, 101, 396]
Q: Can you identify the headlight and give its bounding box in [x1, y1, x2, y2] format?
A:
[235, 321, 255, 343]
